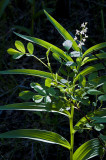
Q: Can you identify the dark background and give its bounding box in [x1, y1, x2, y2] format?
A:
[0, 0, 105, 159]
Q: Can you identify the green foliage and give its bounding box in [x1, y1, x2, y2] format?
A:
[0, 10, 106, 160]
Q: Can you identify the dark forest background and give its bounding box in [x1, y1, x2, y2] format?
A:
[0, 0, 105, 159]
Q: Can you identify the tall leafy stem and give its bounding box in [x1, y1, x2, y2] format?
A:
[0, 10, 106, 160]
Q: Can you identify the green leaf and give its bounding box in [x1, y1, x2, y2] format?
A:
[70, 51, 81, 57]
[0, 129, 71, 150]
[0, 0, 10, 18]
[7, 48, 24, 59]
[47, 87, 56, 96]
[45, 78, 52, 87]
[14, 32, 74, 62]
[94, 124, 104, 131]
[31, 83, 46, 96]
[73, 138, 100, 160]
[83, 42, 106, 58]
[73, 63, 105, 84]
[33, 95, 43, 103]
[74, 108, 106, 132]
[27, 42, 34, 55]
[44, 96, 51, 103]
[52, 53, 62, 63]
[79, 75, 86, 87]
[0, 102, 69, 117]
[91, 116, 106, 124]
[62, 40, 72, 51]
[87, 89, 103, 95]
[19, 91, 35, 101]
[0, 69, 63, 81]
[64, 61, 77, 67]
[15, 40, 25, 53]
[98, 94, 106, 101]
[82, 52, 106, 65]
[44, 10, 80, 51]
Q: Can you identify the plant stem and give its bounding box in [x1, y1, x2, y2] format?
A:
[70, 105, 74, 160]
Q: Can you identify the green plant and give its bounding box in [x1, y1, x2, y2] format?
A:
[0, 10, 106, 160]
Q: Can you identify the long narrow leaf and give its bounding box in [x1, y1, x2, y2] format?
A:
[0, 102, 70, 117]
[83, 42, 106, 58]
[14, 32, 74, 62]
[73, 63, 105, 83]
[82, 52, 106, 66]
[44, 10, 80, 52]
[0, 129, 71, 150]
[0, 69, 63, 81]
[73, 138, 100, 160]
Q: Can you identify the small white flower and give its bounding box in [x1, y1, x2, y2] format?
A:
[85, 34, 88, 38]
[82, 38, 86, 42]
[74, 36, 77, 40]
[76, 29, 80, 35]
[81, 23, 85, 28]
[83, 28, 88, 33]
[80, 42, 84, 45]
[80, 30, 85, 34]
[85, 22, 88, 25]
[78, 43, 81, 48]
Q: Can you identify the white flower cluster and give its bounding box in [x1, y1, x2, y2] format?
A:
[74, 22, 88, 49]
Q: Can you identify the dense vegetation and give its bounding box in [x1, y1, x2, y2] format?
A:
[0, 0, 106, 159]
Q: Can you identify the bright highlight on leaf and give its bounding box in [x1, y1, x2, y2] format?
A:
[0, 129, 71, 150]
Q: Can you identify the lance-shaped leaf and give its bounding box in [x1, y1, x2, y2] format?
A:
[14, 32, 74, 62]
[73, 63, 105, 84]
[44, 10, 80, 52]
[83, 42, 106, 58]
[0, 129, 71, 150]
[73, 138, 100, 160]
[0, 102, 70, 117]
[82, 52, 106, 66]
[0, 69, 63, 81]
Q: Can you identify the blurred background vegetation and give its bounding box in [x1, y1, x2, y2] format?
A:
[0, 0, 106, 159]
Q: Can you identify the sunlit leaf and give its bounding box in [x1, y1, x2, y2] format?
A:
[7, 48, 24, 59]
[73, 63, 105, 84]
[0, 69, 63, 81]
[0, 129, 71, 150]
[44, 96, 51, 103]
[94, 124, 104, 131]
[83, 42, 106, 58]
[15, 40, 25, 53]
[45, 78, 52, 87]
[73, 138, 100, 160]
[14, 32, 74, 62]
[44, 10, 80, 51]
[62, 40, 72, 51]
[33, 95, 43, 103]
[27, 42, 34, 55]
[19, 90, 35, 101]
[0, 102, 69, 117]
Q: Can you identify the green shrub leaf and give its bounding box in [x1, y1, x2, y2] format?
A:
[27, 42, 34, 55]
[33, 95, 43, 103]
[0, 129, 71, 150]
[15, 40, 25, 53]
[44, 10, 80, 51]
[73, 138, 100, 160]
[83, 42, 106, 58]
[19, 91, 35, 101]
